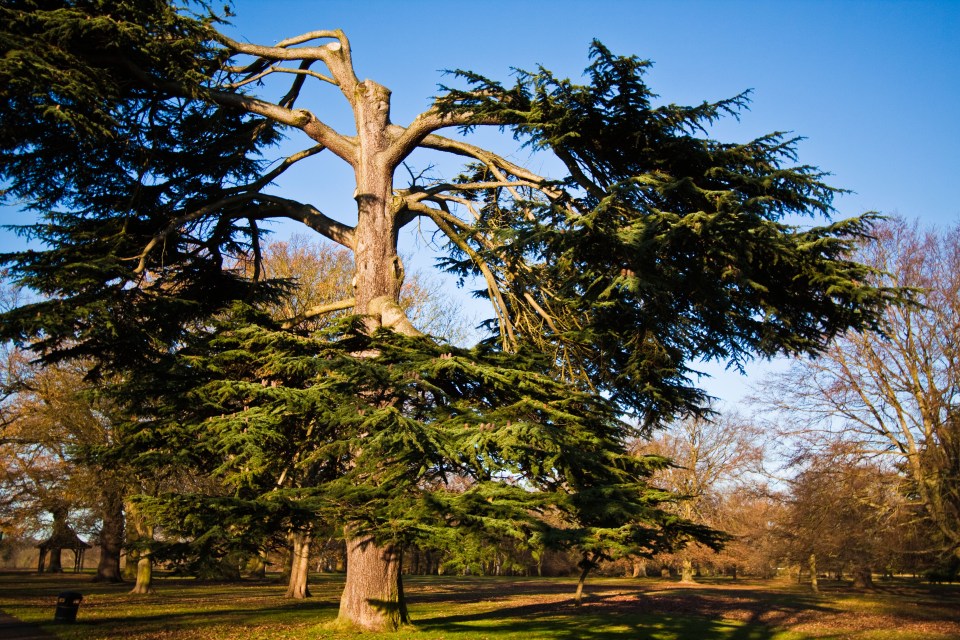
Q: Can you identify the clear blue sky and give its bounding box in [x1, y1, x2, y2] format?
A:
[4, 0, 959, 406]
[220, 0, 960, 222]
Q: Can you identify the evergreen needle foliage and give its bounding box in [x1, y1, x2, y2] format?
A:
[0, 0, 902, 624]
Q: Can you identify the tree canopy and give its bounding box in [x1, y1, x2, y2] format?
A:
[760, 218, 960, 563]
[0, 0, 900, 630]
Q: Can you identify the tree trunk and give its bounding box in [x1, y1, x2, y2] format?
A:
[286, 529, 312, 599]
[47, 548, 64, 573]
[94, 488, 125, 582]
[680, 558, 696, 583]
[45, 506, 68, 573]
[126, 555, 153, 594]
[632, 558, 647, 578]
[809, 553, 819, 593]
[574, 552, 600, 606]
[123, 546, 140, 581]
[127, 501, 155, 594]
[574, 564, 590, 605]
[337, 532, 408, 630]
[852, 564, 874, 589]
[335, 78, 413, 632]
[37, 548, 47, 574]
[248, 551, 267, 580]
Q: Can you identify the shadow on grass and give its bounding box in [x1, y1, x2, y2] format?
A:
[5, 572, 960, 639]
[411, 584, 835, 640]
[0, 570, 341, 637]
[71, 599, 338, 630]
[416, 597, 772, 640]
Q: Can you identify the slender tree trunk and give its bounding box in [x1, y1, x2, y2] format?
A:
[337, 531, 408, 630]
[680, 558, 696, 583]
[286, 529, 312, 599]
[126, 501, 155, 594]
[94, 488, 125, 582]
[809, 553, 819, 593]
[574, 552, 600, 606]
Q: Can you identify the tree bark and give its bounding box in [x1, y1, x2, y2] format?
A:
[334, 78, 413, 631]
[286, 529, 312, 599]
[852, 564, 874, 589]
[47, 547, 64, 573]
[123, 547, 139, 581]
[680, 558, 696, 583]
[94, 488, 125, 582]
[809, 553, 819, 593]
[125, 500, 155, 594]
[337, 532, 408, 630]
[37, 548, 47, 574]
[574, 552, 601, 606]
[632, 558, 647, 578]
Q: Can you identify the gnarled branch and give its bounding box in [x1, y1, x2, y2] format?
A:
[281, 298, 355, 329]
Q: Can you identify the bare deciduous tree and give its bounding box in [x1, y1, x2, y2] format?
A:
[636, 412, 764, 581]
[760, 218, 960, 561]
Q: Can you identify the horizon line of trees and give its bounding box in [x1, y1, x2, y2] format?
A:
[4, 219, 959, 591]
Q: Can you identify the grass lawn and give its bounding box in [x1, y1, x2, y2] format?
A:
[2, 571, 959, 639]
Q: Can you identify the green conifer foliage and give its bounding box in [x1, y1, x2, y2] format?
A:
[132, 304, 708, 567]
[0, 1, 899, 627]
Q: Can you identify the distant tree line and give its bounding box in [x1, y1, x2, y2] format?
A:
[3, 219, 958, 589]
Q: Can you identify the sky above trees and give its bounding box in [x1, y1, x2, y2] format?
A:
[215, 0, 959, 223]
[3, 0, 957, 405]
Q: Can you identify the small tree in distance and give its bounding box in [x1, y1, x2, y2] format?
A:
[637, 412, 764, 582]
[0, 2, 899, 631]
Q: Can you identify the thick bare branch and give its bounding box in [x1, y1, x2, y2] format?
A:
[367, 296, 424, 338]
[385, 110, 505, 167]
[423, 179, 543, 196]
[256, 195, 356, 249]
[406, 202, 516, 350]
[223, 145, 326, 198]
[272, 30, 346, 48]
[132, 193, 257, 274]
[117, 54, 358, 163]
[281, 298, 355, 329]
[209, 91, 357, 162]
[132, 192, 355, 274]
[215, 32, 342, 64]
[417, 133, 561, 198]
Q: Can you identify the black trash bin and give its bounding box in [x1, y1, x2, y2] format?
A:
[54, 591, 83, 622]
